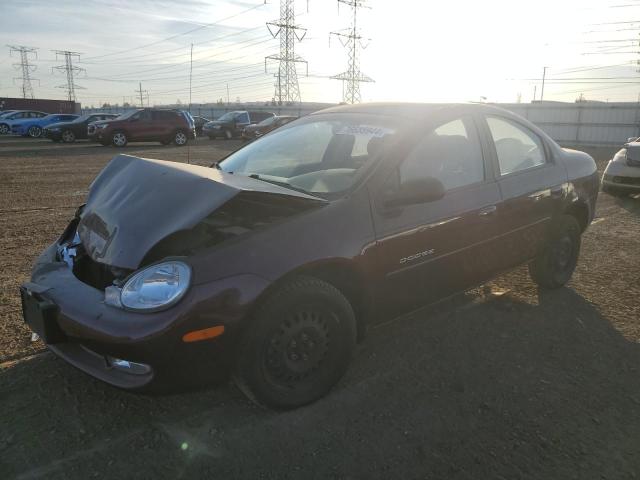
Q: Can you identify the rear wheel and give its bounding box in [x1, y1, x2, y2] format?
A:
[173, 129, 188, 146]
[0, 124, 8, 134]
[234, 276, 356, 409]
[28, 126, 42, 138]
[61, 129, 76, 143]
[529, 215, 581, 289]
[111, 131, 128, 147]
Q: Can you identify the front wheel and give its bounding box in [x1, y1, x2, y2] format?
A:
[28, 126, 42, 138]
[111, 131, 128, 147]
[0, 124, 8, 134]
[529, 215, 581, 289]
[173, 130, 188, 146]
[234, 276, 356, 409]
[61, 129, 76, 143]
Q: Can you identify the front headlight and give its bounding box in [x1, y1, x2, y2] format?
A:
[105, 261, 191, 312]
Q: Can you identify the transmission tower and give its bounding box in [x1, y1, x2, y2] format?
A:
[52, 51, 85, 102]
[265, 0, 308, 105]
[8, 45, 38, 99]
[330, 0, 373, 104]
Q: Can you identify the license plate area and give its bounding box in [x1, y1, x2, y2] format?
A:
[20, 287, 66, 344]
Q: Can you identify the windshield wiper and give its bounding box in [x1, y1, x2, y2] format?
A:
[247, 173, 316, 197]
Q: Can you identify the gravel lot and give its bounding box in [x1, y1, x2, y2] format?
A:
[1, 137, 640, 479]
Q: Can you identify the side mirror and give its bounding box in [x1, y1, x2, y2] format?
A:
[384, 177, 445, 207]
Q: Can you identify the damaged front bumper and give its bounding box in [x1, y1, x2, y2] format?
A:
[21, 242, 269, 391]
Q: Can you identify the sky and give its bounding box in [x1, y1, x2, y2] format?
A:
[1, 0, 640, 107]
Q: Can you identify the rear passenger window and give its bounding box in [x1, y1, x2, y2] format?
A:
[487, 116, 545, 175]
[236, 112, 249, 123]
[400, 118, 485, 191]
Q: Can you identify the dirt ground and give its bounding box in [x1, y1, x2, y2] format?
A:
[1, 137, 640, 479]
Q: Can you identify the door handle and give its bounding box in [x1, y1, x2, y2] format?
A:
[478, 205, 497, 217]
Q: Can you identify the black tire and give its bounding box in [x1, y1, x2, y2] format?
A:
[61, 129, 76, 143]
[529, 215, 581, 289]
[28, 125, 42, 138]
[173, 129, 188, 146]
[223, 129, 233, 140]
[234, 276, 356, 409]
[111, 131, 128, 147]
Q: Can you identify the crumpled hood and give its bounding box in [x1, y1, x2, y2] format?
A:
[77, 154, 324, 270]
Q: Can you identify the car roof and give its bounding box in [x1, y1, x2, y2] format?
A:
[312, 102, 513, 120]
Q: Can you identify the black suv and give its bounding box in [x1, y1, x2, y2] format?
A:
[202, 111, 275, 139]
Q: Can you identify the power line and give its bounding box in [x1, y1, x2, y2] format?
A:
[330, 0, 373, 104]
[8, 45, 38, 99]
[52, 50, 85, 101]
[83, 3, 266, 61]
[265, 0, 308, 105]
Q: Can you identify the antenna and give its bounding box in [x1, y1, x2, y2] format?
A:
[330, 0, 374, 104]
[265, 0, 308, 105]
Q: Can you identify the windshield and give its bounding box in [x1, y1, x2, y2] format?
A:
[257, 116, 276, 127]
[216, 111, 238, 122]
[72, 114, 92, 123]
[116, 110, 140, 120]
[218, 113, 399, 197]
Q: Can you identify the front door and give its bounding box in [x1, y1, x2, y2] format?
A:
[370, 116, 503, 316]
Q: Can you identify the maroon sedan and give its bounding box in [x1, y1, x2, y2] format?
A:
[21, 103, 598, 409]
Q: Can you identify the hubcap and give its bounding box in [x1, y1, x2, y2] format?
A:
[175, 132, 187, 145]
[62, 130, 74, 142]
[29, 126, 41, 138]
[113, 133, 126, 146]
[264, 310, 330, 385]
[0, 125, 7, 134]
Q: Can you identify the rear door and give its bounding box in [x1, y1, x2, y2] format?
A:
[128, 109, 153, 140]
[482, 115, 568, 267]
[371, 115, 504, 315]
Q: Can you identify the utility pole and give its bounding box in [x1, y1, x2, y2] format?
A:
[52, 50, 85, 102]
[8, 45, 38, 99]
[540, 66, 548, 102]
[265, 0, 308, 105]
[189, 43, 193, 112]
[227, 83, 230, 105]
[135, 82, 148, 108]
[330, 0, 373, 104]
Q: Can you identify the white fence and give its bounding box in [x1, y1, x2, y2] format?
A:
[501, 102, 640, 147]
[83, 101, 640, 148]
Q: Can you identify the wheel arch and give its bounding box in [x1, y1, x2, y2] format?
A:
[563, 199, 590, 232]
[248, 259, 372, 342]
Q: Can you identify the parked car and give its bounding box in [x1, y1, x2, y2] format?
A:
[192, 115, 211, 135]
[43, 113, 120, 143]
[242, 115, 297, 140]
[0, 110, 48, 135]
[11, 113, 79, 138]
[602, 138, 640, 196]
[21, 103, 598, 409]
[203, 110, 275, 139]
[88, 108, 195, 147]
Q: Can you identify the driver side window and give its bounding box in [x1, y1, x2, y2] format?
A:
[487, 116, 545, 176]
